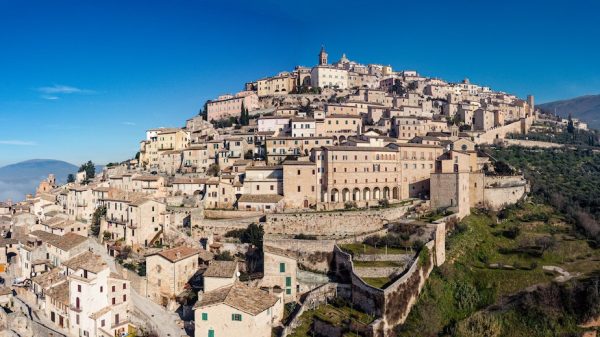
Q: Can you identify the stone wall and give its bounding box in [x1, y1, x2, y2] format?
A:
[353, 267, 401, 279]
[484, 184, 527, 210]
[474, 116, 534, 145]
[264, 237, 336, 272]
[502, 139, 563, 148]
[332, 221, 446, 337]
[264, 205, 411, 238]
[203, 209, 263, 219]
[281, 283, 345, 337]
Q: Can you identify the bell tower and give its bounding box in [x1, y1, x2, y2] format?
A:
[318, 46, 328, 66]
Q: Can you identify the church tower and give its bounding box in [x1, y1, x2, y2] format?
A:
[318, 46, 328, 66]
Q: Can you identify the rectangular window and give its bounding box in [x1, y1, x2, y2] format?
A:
[286, 288, 292, 295]
[286, 276, 292, 287]
[208, 330, 215, 337]
[232, 313, 242, 321]
[279, 262, 285, 273]
[202, 313, 208, 321]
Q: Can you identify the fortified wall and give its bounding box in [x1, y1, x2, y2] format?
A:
[332, 221, 446, 337]
[474, 116, 534, 145]
[264, 237, 336, 272]
[263, 204, 411, 238]
[483, 175, 528, 210]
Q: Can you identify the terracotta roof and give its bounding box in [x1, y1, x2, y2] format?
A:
[282, 160, 315, 166]
[204, 261, 237, 278]
[198, 250, 214, 261]
[195, 282, 278, 316]
[29, 231, 88, 252]
[31, 268, 66, 289]
[172, 178, 207, 184]
[63, 251, 108, 273]
[238, 194, 283, 204]
[46, 281, 69, 305]
[132, 175, 160, 182]
[156, 246, 200, 263]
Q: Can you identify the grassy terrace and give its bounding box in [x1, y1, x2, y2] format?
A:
[397, 200, 600, 337]
[361, 277, 390, 289]
[289, 301, 376, 337]
[339, 243, 411, 255]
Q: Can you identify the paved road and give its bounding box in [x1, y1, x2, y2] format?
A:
[89, 238, 188, 337]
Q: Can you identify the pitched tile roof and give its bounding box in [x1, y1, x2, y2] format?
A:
[29, 231, 88, 252]
[204, 261, 237, 278]
[195, 282, 278, 316]
[156, 246, 200, 263]
[63, 251, 108, 274]
[238, 194, 283, 204]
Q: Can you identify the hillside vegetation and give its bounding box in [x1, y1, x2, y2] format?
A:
[489, 146, 600, 245]
[397, 201, 600, 337]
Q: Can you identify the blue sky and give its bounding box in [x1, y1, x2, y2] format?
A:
[1, 0, 599, 167]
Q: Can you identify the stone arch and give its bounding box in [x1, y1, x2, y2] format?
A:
[392, 187, 399, 200]
[353, 188, 361, 201]
[363, 187, 371, 201]
[339, 135, 346, 143]
[342, 188, 350, 202]
[383, 187, 390, 199]
[331, 189, 339, 202]
[373, 187, 381, 200]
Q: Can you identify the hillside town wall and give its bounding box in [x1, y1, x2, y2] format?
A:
[264, 237, 336, 272]
[475, 116, 534, 144]
[502, 139, 563, 148]
[264, 205, 410, 237]
[333, 221, 446, 337]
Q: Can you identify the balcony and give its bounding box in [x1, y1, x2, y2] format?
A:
[70, 305, 82, 313]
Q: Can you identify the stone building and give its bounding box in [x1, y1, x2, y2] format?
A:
[203, 260, 238, 293]
[206, 91, 259, 122]
[194, 282, 283, 337]
[146, 246, 200, 309]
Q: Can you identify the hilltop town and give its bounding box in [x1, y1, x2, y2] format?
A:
[0, 47, 596, 337]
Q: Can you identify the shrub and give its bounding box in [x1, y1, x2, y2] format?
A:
[455, 312, 501, 337]
[502, 226, 521, 239]
[344, 201, 357, 209]
[293, 233, 317, 240]
[214, 251, 234, 261]
[454, 282, 480, 311]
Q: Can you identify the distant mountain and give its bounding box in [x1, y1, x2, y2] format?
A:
[0, 159, 78, 202]
[538, 94, 600, 129]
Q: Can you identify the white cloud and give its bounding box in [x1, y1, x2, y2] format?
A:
[0, 140, 37, 146]
[37, 84, 95, 94]
[41, 95, 59, 100]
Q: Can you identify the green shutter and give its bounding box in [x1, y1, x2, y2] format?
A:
[202, 313, 208, 321]
[286, 288, 292, 295]
[279, 262, 285, 273]
[208, 329, 214, 337]
[285, 276, 292, 287]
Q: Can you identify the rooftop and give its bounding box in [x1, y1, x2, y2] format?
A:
[195, 282, 278, 316]
[63, 251, 108, 273]
[156, 246, 200, 263]
[204, 260, 237, 278]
